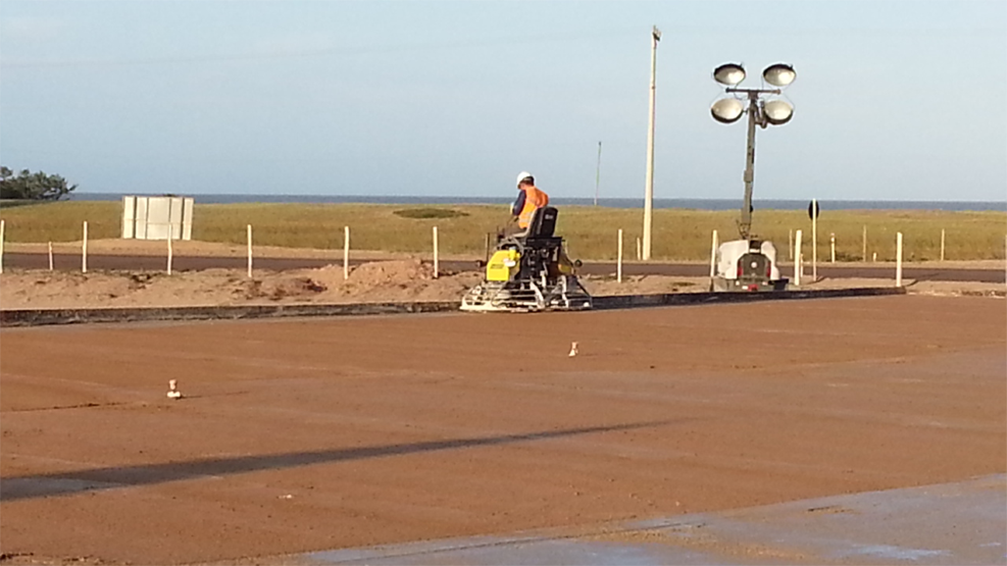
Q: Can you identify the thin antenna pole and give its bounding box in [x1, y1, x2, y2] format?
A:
[594, 141, 602, 206]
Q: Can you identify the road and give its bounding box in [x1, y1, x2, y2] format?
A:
[3, 252, 1004, 282]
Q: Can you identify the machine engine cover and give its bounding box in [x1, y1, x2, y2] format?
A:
[486, 249, 520, 282]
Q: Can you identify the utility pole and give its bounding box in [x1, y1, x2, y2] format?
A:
[594, 141, 602, 206]
[642, 25, 661, 261]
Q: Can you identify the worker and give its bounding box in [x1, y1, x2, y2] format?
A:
[509, 171, 549, 233]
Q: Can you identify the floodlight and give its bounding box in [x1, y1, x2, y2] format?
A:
[763, 100, 794, 125]
[711, 98, 744, 124]
[713, 63, 746, 86]
[763, 63, 796, 88]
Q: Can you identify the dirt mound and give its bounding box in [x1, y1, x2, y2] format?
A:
[0, 260, 480, 310]
[237, 276, 329, 302]
[580, 274, 706, 296]
[348, 259, 435, 286]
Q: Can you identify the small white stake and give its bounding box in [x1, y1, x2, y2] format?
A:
[793, 229, 802, 286]
[895, 231, 903, 287]
[343, 226, 350, 280]
[709, 229, 718, 278]
[82, 221, 88, 274]
[617, 229, 623, 283]
[246, 224, 253, 279]
[48, 241, 54, 271]
[432, 226, 439, 279]
[863, 225, 868, 262]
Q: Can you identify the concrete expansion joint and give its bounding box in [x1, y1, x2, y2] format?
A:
[0, 288, 907, 327]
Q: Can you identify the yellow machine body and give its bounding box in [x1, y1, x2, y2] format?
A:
[486, 249, 520, 282]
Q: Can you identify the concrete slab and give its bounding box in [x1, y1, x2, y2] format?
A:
[285, 474, 1006, 565]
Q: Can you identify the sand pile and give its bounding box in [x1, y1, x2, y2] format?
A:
[580, 274, 705, 296]
[238, 260, 482, 304]
[347, 259, 435, 286]
[3, 260, 996, 311]
[0, 260, 483, 310]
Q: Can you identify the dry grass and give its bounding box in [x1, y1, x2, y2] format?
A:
[1, 201, 1004, 261]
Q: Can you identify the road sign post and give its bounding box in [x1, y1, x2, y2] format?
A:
[808, 200, 820, 281]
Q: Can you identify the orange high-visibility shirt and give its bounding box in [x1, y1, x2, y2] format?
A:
[518, 185, 549, 229]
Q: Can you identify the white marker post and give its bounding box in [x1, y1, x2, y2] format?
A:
[432, 226, 439, 279]
[830, 233, 836, 263]
[895, 232, 903, 287]
[862, 225, 868, 262]
[0, 219, 5, 274]
[48, 241, 54, 271]
[788, 229, 793, 260]
[709, 229, 719, 278]
[167, 234, 173, 275]
[246, 224, 253, 279]
[793, 229, 802, 286]
[343, 226, 350, 280]
[617, 229, 624, 283]
[82, 221, 88, 274]
[940, 228, 945, 262]
[636, 237, 641, 261]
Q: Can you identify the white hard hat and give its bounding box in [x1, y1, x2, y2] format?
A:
[516, 171, 534, 186]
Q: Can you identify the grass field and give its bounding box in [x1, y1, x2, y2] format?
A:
[1, 200, 1004, 261]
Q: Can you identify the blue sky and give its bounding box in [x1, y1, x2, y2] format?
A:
[1, 0, 1005, 201]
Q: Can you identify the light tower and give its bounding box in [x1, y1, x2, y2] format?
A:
[710, 62, 796, 240]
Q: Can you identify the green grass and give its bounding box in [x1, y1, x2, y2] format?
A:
[1, 201, 1004, 261]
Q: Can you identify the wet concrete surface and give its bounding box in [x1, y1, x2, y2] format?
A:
[2, 297, 1003, 564]
[287, 474, 1006, 565]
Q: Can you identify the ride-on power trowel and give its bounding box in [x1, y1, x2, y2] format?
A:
[460, 206, 592, 312]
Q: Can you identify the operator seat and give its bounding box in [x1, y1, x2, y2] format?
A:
[511, 206, 558, 240]
[513, 207, 564, 279]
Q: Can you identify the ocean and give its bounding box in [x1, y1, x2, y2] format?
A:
[69, 193, 1007, 212]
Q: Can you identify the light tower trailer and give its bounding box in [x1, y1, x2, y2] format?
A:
[712, 239, 787, 292]
[709, 62, 797, 293]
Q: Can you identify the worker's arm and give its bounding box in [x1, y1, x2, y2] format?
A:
[511, 190, 526, 217]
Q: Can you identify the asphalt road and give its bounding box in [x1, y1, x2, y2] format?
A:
[4, 252, 1004, 283]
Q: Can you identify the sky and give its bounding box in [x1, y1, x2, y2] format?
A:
[1, 0, 1005, 202]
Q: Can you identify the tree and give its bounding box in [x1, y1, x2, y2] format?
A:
[0, 166, 78, 201]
